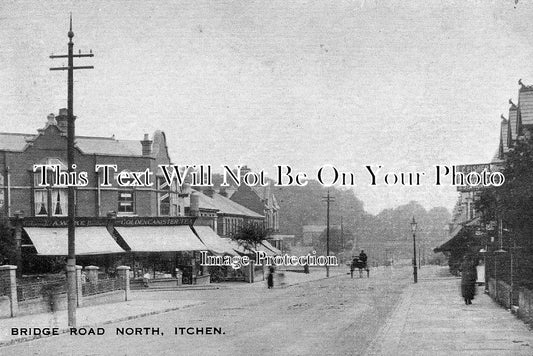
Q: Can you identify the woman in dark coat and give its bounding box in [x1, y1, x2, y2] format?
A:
[267, 267, 274, 289]
[460, 256, 478, 305]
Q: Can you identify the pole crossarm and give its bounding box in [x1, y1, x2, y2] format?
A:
[50, 53, 94, 58]
[50, 66, 95, 71]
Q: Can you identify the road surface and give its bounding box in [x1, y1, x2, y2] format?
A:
[1, 267, 412, 356]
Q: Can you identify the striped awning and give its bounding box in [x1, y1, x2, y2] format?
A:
[23, 227, 124, 255]
[193, 226, 237, 255]
[114, 225, 206, 252]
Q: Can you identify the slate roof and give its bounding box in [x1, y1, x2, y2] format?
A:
[185, 188, 264, 218]
[508, 104, 518, 142]
[251, 185, 280, 210]
[209, 191, 264, 218]
[0, 132, 36, 151]
[519, 86, 533, 126]
[0, 131, 145, 156]
[76, 136, 143, 156]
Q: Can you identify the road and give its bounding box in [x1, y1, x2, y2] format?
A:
[0, 267, 412, 356]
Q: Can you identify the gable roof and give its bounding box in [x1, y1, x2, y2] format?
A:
[519, 86, 533, 126]
[209, 191, 264, 218]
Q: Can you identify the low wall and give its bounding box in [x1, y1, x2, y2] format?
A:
[17, 293, 68, 317]
[83, 290, 125, 308]
[519, 287, 533, 324]
[487, 278, 512, 309]
[0, 296, 11, 318]
[193, 274, 210, 286]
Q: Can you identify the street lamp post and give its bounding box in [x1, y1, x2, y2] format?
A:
[322, 191, 335, 278]
[411, 217, 418, 283]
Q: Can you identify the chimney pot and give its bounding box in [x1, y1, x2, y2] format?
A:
[47, 113, 56, 125]
[55, 108, 68, 131]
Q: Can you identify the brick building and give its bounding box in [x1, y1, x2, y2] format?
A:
[0, 109, 184, 219]
[0, 110, 210, 279]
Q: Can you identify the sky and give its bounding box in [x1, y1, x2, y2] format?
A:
[1, 0, 533, 214]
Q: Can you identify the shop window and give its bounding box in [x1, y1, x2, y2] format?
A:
[118, 191, 135, 214]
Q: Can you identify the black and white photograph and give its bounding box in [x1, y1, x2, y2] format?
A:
[1, 1, 533, 355]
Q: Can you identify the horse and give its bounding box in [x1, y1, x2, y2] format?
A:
[351, 258, 369, 278]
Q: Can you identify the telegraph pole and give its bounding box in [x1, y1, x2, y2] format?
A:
[340, 216, 344, 260]
[322, 191, 335, 277]
[50, 14, 94, 327]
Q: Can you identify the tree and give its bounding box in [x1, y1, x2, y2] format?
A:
[233, 222, 267, 249]
[0, 218, 15, 265]
[477, 139, 533, 247]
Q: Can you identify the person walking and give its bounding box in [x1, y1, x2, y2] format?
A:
[267, 267, 274, 289]
[359, 250, 369, 277]
[350, 257, 357, 279]
[460, 255, 478, 305]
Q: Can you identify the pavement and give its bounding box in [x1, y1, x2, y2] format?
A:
[0, 265, 345, 347]
[5, 265, 533, 355]
[367, 266, 533, 356]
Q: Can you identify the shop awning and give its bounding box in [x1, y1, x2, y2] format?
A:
[23, 227, 125, 256]
[193, 226, 237, 255]
[114, 226, 206, 252]
[224, 238, 251, 255]
[262, 240, 281, 255]
[434, 217, 481, 253]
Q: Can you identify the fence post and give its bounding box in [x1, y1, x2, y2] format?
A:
[0, 265, 18, 317]
[76, 265, 83, 307]
[116, 266, 130, 301]
[84, 266, 99, 285]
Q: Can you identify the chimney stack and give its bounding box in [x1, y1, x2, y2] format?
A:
[141, 133, 153, 156]
[55, 108, 68, 131]
[203, 187, 215, 198]
[190, 192, 199, 217]
[219, 187, 228, 197]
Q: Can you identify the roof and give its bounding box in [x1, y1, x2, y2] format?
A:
[519, 88, 533, 126]
[434, 217, 480, 253]
[508, 106, 519, 141]
[0, 132, 35, 152]
[0, 126, 147, 157]
[210, 192, 264, 218]
[251, 185, 280, 210]
[302, 225, 341, 233]
[76, 137, 143, 156]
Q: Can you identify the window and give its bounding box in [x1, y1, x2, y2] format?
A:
[157, 177, 170, 216]
[33, 158, 68, 217]
[118, 191, 135, 214]
[34, 190, 48, 216]
[51, 189, 67, 216]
